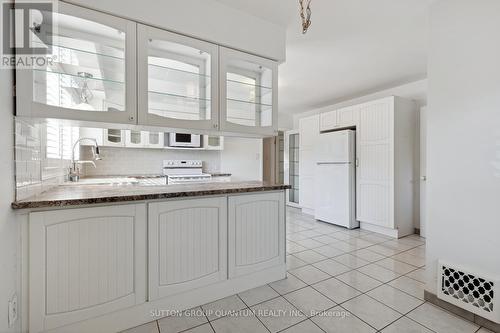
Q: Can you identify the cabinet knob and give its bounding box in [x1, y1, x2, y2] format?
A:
[129, 116, 135, 121]
[213, 123, 218, 129]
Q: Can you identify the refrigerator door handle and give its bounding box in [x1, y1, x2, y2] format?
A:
[355, 158, 359, 167]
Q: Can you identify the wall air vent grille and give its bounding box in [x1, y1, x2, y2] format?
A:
[438, 260, 499, 323]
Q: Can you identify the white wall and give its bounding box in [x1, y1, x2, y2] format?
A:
[64, 0, 286, 62]
[220, 137, 263, 181]
[0, 59, 21, 332]
[426, 0, 500, 295]
[292, 79, 427, 128]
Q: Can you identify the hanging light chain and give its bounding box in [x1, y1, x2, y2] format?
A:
[299, 0, 312, 34]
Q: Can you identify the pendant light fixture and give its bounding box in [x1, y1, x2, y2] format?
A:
[299, 0, 312, 34]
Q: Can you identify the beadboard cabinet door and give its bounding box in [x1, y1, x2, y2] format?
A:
[228, 192, 285, 278]
[148, 197, 227, 300]
[356, 99, 394, 228]
[29, 204, 147, 333]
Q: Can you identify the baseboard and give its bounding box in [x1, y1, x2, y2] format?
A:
[359, 222, 399, 238]
[424, 290, 500, 332]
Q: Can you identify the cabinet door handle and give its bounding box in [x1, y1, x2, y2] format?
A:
[355, 158, 359, 167]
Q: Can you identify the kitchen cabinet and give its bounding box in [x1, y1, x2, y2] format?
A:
[16, 3, 279, 137]
[137, 24, 219, 131]
[16, 2, 137, 124]
[29, 204, 147, 332]
[356, 96, 416, 237]
[228, 192, 285, 278]
[148, 197, 227, 300]
[104, 129, 126, 147]
[299, 115, 320, 214]
[219, 47, 278, 136]
[320, 106, 358, 131]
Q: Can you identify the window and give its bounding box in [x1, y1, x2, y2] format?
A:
[45, 119, 79, 160]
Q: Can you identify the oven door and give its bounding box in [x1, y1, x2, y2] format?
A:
[168, 133, 201, 147]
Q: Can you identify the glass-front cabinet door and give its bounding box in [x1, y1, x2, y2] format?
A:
[16, 2, 137, 124]
[137, 24, 218, 131]
[219, 47, 278, 136]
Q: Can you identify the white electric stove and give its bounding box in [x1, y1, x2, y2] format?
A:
[162, 160, 212, 184]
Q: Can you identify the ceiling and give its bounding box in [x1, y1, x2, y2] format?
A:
[215, 0, 431, 114]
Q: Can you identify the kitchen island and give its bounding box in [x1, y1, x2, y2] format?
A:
[13, 182, 289, 333]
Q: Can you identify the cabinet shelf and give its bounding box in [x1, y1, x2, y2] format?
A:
[33, 69, 125, 85]
[33, 41, 125, 61]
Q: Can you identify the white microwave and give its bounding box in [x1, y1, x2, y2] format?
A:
[167, 133, 201, 148]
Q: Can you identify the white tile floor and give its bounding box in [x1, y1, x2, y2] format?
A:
[123, 207, 490, 333]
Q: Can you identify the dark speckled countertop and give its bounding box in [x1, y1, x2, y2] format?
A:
[12, 181, 290, 210]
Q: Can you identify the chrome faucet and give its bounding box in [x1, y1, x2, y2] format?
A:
[69, 138, 102, 182]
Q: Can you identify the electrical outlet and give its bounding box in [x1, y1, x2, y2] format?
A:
[8, 293, 18, 328]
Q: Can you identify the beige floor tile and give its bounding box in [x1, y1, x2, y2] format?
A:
[331, 232, 358, 241]
[351, 248, 386, 262]
[287, 241, 308, 254]
[313, 235, 339, 244]
[392, 252, 426, 267]
[287, 233, 310, 242]
[251, 297, 306, 332]
[381, 316, 433, 333]
[297, 230, 323, 238]
[312, 277, 362, 304]
[210, 309, 267, 333]
[295, 238, 325, 249]
[286, 254, 308, 270]
[201, 295, 247, 320]
[389, 276, 425, 300]
[313, 259, 352, 276]
[341, 294, 402, 330]
[182, 323, 214, 333]
[269, 274, 307, 295]
[280, 319, 323, 333]
[311, 306, 376, 333]
[367, 244, 401, 257]
[346, 238, 376, 248]
[293, 249, 327, 263]
[476, 328, 494, 333]
[407, 303, 479, 333]
[336, 270, 382, 292]
[333, 254, 370, 269]
[367, 285, 423, 314]
[284, 286, 336, 317]
[405, 267, 427, 283]
[238, 285, 279, 307]
[312, 245, 346, 258]
[330, 240, 359, 252]
[357, 264, 401, 283]
[121, 321, 159, 333]
[289, 265, 331, 285]
[376, 258, 418, 274]
[158, 307, 207, 333]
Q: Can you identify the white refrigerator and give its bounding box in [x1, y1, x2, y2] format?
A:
[314, 130, 358, 229]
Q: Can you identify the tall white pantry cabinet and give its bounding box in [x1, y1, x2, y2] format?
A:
[298, 96, 417, 238]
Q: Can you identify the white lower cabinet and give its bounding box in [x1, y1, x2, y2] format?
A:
[29, 204, 147, 333]
[148, 197, 228, 300]
[228, 192, 285, 278]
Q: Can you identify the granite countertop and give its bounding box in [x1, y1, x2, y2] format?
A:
[12, 181, 290, 210]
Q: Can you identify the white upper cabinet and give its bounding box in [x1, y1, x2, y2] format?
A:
[137, 24, 219, 131]
[16, 2, 137, 124]
[320, 106, 358, 132]
[320, 110, 337, 131]
[219, 47, 278, 136]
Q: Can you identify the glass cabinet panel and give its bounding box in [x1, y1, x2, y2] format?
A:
[285, 131, 300, 206]
[138, 25, 218, 130]
[16, 2, 137, 124]
[220, 47, 277, 136]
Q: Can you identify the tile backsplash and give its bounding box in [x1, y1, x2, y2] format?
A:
[14, 118, 74, 200]
[81, 146, 221, 176]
